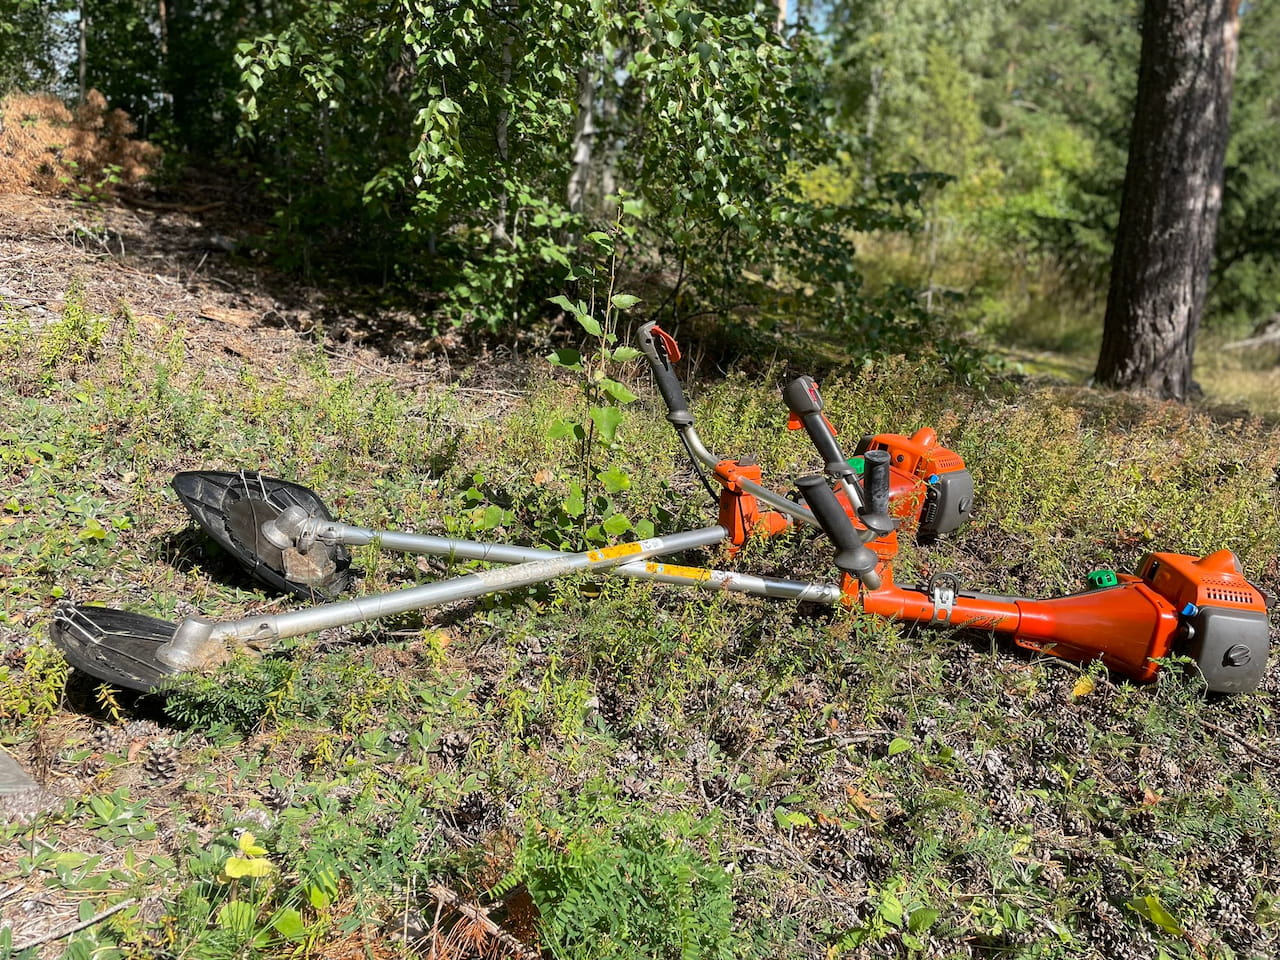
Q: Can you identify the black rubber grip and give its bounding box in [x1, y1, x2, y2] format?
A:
[637, 322, 693, 426]
[783, 377, 852, 478]
[859, 449, 895, 533]
[796, 475, 877, 581]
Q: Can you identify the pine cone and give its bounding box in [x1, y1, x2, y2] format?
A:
[125, 719, 164, 740]
[438, 731, 471, 763]
[453, 792, 492, 829]
[470, 676, 498, 706]
[596, 684, 630, 729]
[989, 787, 1025, 831]
[258, 783, 291, 812]
[385, 728, 411, 750]
[143, 742, 180, 782]
[91, 726, 130, 756]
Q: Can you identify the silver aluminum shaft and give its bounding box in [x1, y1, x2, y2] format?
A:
[158, 527, 728, 670]
[678, 425, 819, 527]
[298, 519, 841, 604]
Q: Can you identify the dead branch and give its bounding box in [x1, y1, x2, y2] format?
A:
[428, 884, 541, 960]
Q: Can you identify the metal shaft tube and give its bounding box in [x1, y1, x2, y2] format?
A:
[303, 520, 840, 604]
[202, 526, 728, 647]
[678, 425, 818, 527]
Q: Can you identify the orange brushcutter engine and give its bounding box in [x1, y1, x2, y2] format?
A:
[855, 548, 1271, 694]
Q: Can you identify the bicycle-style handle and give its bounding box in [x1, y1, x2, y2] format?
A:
[637, 321, 693, 427]
[783, 376, 853, 479]
[796, 475, 880, 589]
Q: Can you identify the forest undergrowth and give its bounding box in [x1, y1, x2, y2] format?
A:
[1, 265, 1278, 960]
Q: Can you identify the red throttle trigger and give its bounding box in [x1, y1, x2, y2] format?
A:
[784, 379, 838, 436]
[787, 412, 839, 435]
[650, 324, 682, 364]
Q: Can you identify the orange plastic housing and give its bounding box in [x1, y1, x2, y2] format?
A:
[847, 549, 1267, 684]
[714, 460, 789, 548]
[1138, 549, 1265, 614]
[865, 427, 967, 480]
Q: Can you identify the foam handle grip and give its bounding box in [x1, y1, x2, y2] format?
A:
[783, 377, 852, 478]
[796, 475, 878, 586]
[638, 322, 693, 426]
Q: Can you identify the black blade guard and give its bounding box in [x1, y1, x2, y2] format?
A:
[50, 604, 182, 693]
[171, 470, 354, 600]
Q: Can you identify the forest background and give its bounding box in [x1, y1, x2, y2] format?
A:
[5, 3, 1280, 959]
[3, 0, 1278, 403]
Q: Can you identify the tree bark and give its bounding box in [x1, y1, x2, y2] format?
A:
[1094, 0, 1240, 400]
[567, 64, 597, 215]
[77, 0, 88, 104]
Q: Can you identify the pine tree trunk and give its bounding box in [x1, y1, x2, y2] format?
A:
[1094, 0, 1240, 400]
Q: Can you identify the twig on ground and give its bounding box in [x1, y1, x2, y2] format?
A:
[1199, 719, 1280, 765]
[12, 898, 136, 951]
[428, 884, 540, 960]
[118, 195, 225, 215]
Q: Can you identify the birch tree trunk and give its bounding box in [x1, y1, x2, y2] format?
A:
[567, 64, 596, 215]
[77, 0, 88, 103]
[1095, 0, 1240, 400]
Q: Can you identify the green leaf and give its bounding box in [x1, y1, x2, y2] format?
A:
[1128, 895, 1183, 935]
[773, 807, 814, 830]
[589, 406, 624, 444]
[217, 900, 257, 933]
[597, 467, 631, 493]
[564, 482, 585, 519]
[611, 346, 641, 362]
[887, 737, 912, 756]
[879, 889, 904, 927]
[547, 418, 577, 440]
[273, 907, 307, 941]
[609, 293, 641, 311]
[546, 348, 582, 369]
[634, 518, 655, 539]
[908, 907, 940, 933]
[237, 832, 268, 856]
[602, 513, 630, 537]
[602, 379, 639, 404]
[307, 884, 332, 910]
[224, 856, 274, 879]
[575, 313, 603, 337]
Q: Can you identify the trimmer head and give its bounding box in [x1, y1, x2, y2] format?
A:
[171, 471, 354, 600]
[49, 604, 182, 693]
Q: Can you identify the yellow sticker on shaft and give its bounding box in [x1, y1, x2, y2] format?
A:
[588, 542, 644, 562]
[646, 562, 713, 581]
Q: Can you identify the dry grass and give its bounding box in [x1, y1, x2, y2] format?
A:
[0, 90, 161, 197]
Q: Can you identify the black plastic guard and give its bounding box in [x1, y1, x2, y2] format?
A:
[171, 471, 354, 600]
[49, 604, 182, 693]
[1186, 606, 1271, 694]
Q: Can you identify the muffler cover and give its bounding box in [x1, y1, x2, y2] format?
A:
[1186, 606, 1272, 694]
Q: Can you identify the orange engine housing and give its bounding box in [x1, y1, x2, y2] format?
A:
[852, 549, 1270, 693]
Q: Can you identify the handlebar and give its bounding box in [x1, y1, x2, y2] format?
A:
[637, 322, 693, 427]
[635, 322, 894, 583]
[636, 321, 817, 528]
[782, 376, 854, 481]
[796, 476, 881, 589]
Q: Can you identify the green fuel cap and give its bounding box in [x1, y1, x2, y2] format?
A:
[1087, 569, 1119, 589]
[847, 456, 866, 476]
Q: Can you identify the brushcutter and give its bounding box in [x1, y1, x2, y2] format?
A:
[50, 323, 1271, 695]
